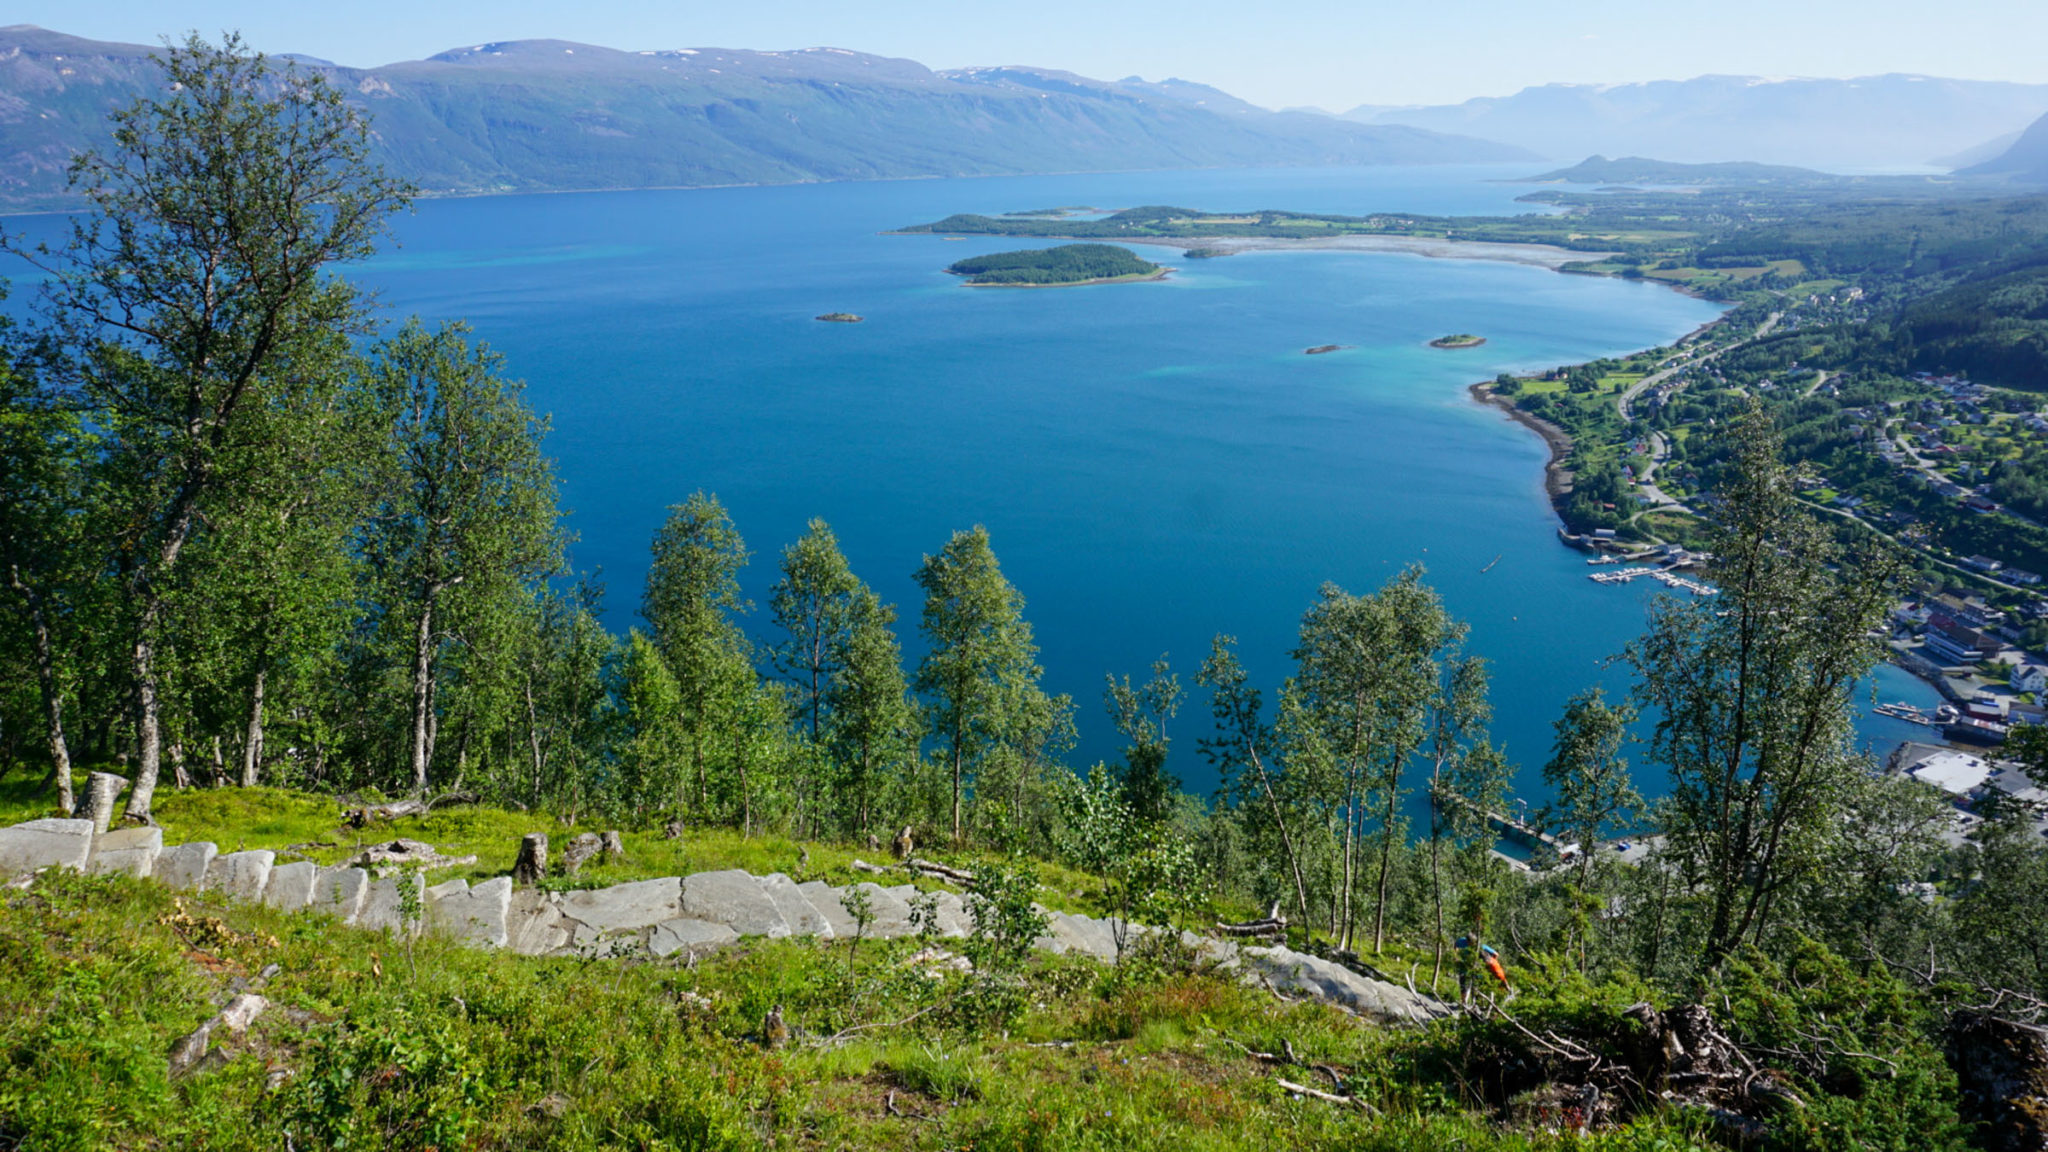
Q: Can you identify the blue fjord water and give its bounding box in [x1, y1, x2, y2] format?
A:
[10, 163, 1940, 798]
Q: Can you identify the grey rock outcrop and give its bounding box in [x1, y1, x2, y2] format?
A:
[798, 880, 862, 937]
[357, 872, 426, 936]
[262, 860, 319, 911]
[153, 841, 218, 890]
[849, 882, 916, 939]
[87, 826, 162, 879]
[1240, 945, 1439, 1024]
[0, 817, 94, 877]
[506, 888, 572, 955]
[681, 870, 790, 938]
[759, 872, 832, 938]
[313, 866, 370, 922]
[0, 814, 1448, 1027]
[203, 850, 275, 903]
[649, 917, 740, 958]
[427, 876, 513, 949]
[559, 877, 683, 948]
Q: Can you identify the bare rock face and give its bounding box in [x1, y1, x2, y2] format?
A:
[848, 881, 916, 939]
[681, 870, 791, 938]
[349, 838, 478, 874]
[557, 877, 683, 948]
[312, 866, 370, 922]
[357, 872, 426, 937]
[1240, 945, 1440, 1025]
[506, 888, 571, 955]
[758, 872, 832, 938]
[1948, 1012, 2048, 1152]
[429, 876, 513, 949]
[797, 880, 862, 937]
[152, 841, 218, 890]
[649, 917, 739, 958]
[203, 850, 275, 903]
[262, 860, 319, 911]
[0, 817, 95, 878]
[88, 826, 163, 878]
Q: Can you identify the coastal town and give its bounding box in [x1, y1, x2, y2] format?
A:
[1500, 277, 2048, 859]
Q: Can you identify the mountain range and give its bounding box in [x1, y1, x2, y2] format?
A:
[1343, 74, 2048, 170]
[0, 26, 1528, 210]
[1964, 107, 2048, 185]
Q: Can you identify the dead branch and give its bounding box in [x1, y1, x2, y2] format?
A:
[1277, 1078, 1380, 1113]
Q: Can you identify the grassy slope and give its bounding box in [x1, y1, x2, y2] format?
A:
[0, 784, 1728, 1150]
[0, 866, 1718, 1151]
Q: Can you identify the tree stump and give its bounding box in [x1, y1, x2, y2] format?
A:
[513, 833, 548, 887]
[560, 832, 602, 876]
[77, 772, 131, 834]
[600, 830, 625, 863]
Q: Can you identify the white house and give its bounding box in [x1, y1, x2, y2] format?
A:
[2014, 665, 2048, 695]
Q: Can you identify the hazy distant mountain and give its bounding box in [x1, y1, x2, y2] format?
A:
[1962, 110, 2048, 185]
[0, 26, 1530, 210]
[1932, 130, 2025, 171]
[1525, 156, 1833, 185]
[1343, 74, 2048, 170]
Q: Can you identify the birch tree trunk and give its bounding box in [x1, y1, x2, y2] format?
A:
[240, 667, 266, 788]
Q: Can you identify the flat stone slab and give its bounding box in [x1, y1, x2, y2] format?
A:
[88, 826, 162, 878]
[154, 841, 218, 890]
[429, 876, 512, 949]
[1041, 912, 1121, 962]
[313, 866, 370, 922]
[0, 818, 94, 878]
[262, 860, 318, 911]
[358, 873, 425, 936]
[1241, 946, 1440, 1024]
[649, 916, 740, 958]
[204, 850, 275, 903]
[559, 877, 683, 948]
[681, 870, 789, 938]
[850, 881, 916, 939]
[797, 880, 862, 937]
[759, 873, 831, 938]
[932, 890, 972, 938]
[506, 888, 571, 956]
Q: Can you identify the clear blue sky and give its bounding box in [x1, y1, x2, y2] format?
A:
[18, 0, 2048, 110]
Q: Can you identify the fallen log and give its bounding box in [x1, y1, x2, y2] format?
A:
[906, 858, 976, 884]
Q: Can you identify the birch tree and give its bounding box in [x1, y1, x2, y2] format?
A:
[11, 35, 408, 820]
[362, 320, 562, 794]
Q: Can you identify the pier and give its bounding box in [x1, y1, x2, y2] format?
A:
[1588, 566, 1716, 595]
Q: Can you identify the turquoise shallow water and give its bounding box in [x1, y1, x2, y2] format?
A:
[5, 164, 1922, 799]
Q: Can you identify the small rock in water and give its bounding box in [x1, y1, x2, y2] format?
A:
[815, 312, 863, 323]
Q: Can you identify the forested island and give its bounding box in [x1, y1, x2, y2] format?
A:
[10, 36, 2048, 1152]
[1430, 333, 1486, 348]
[945, 242, 1165, 286]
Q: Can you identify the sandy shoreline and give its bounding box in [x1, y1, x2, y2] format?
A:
[1115, 233, 1616, 270]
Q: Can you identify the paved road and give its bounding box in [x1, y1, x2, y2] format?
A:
[1617, 312, 1784, 520]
